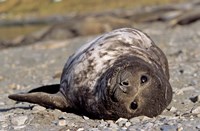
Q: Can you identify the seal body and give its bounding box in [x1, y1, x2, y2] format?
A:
[9, 28, 172, 119]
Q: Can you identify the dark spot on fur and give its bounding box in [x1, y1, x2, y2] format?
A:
[99, 52, 108, 58]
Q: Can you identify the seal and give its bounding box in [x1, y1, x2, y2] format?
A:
[9, 28, 172, 120]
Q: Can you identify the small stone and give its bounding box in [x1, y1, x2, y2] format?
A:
[129, 117, 140, 123]
[107, 120, 119, 129]
[125, 122, 131, 127]
[160, 124, 177, 131]
[196, 125, 200, 129]
[169, 106, 177, 112]
[1, 122, 8, 128]
[77, 128, 84, 131]
[0, 115, 6, 122]
[88, 128, 100, 131]
[58, 119, 67, 126]
[177, 126, 183, 131]
[140, 116, 151, 121]
[121, 127, 127, 130]
[191, 106, 200, 114]
[0, 102, 5, 105]
[115, 118, 128, 127]
[32, 105, 46, 111]
[11, 115, 28, 126]
[190, 95, 200, 103]
[13, 125, 26, 130]
[98, 120, 108, 128]
[83, 116, 90, 120]
[144, 123, 154, 129]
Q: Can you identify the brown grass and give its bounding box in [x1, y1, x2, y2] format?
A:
[0, 0, 186, 18]
[0, 0, 187, 40]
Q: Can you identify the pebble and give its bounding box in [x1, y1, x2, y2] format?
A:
[177, 127, 183, 131]
[115, 118, 128, 127]
[58, 119, 67, 126]
[88, 128, 100, 131]
[190, 95, 200, 103]
[169, 106, 177, 112]
[11, 115, 28, 126]
[0, 102, 5, 106]
[125, 122, 131, 127]
[77, 128, 84, 131]
[0, 115, 6, 122]
[32, 105, 46, 111]
[13, 125, 26, 130]
[160, 124, 177, 131]
[129, 117, 140, 124]
[196, 125, 200, 129]
[97, 120, 108, 129]
[83, 116, 90, 120]
[140, 116, 151, 121]
[107, 120, 119, 129]
[191, 106, 200, 114]
[143, 123, 154, 130]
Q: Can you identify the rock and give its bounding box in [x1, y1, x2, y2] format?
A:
[13, 125, 26, 130]
[0, 101, 5, 105]
[83, 116, 90, 120]
[190, 95, 200, 103]
[115, 118, 128, 127]
[125, 122, 131, 127]
[196, 125, 200, 129]
[11, 115, 28, 126]
[77, 128, 84, 131]
[191, 106, 200, 114]
[140, 116, 151, 121]
[58, 119, 67, 126]
[121, 127, 128, 130]
[160, 124, 177, 131]
[0, 115, 6, 122]
[169, 106, 177, 112]
[97, 120, 108, 129]
[107, 120, 119, 129]
[88, 128, 100, 131]
[32, 105, 46, 111]
[129, 117, 140, 123]
[143, 123, 154, 130]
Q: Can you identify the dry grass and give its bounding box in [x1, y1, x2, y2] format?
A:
[0, 0, 186, 18]
[0, 0, 186, 40]
[0, 25, 45, 40]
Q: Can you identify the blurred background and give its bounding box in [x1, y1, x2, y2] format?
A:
[1, 0, 199, 49]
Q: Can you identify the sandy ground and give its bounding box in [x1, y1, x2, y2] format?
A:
[0, 21, 200, 130]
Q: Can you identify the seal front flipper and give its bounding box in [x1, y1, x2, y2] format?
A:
[8, 84, 69, 111]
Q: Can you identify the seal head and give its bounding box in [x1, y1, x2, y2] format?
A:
[100, 56, 172, 119]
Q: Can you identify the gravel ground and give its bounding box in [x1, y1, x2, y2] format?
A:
[0, 21, 200, 131]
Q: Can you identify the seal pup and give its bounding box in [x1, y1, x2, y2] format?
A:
[9, 28, 172, 119]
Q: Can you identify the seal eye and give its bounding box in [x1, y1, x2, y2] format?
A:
[130, 101, 138, 110]
[141, 75, 148, 84]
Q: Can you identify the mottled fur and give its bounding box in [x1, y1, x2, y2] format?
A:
[9, 28, 172, 120]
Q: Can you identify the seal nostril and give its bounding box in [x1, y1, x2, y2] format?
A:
[130, 101, 138, 110]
